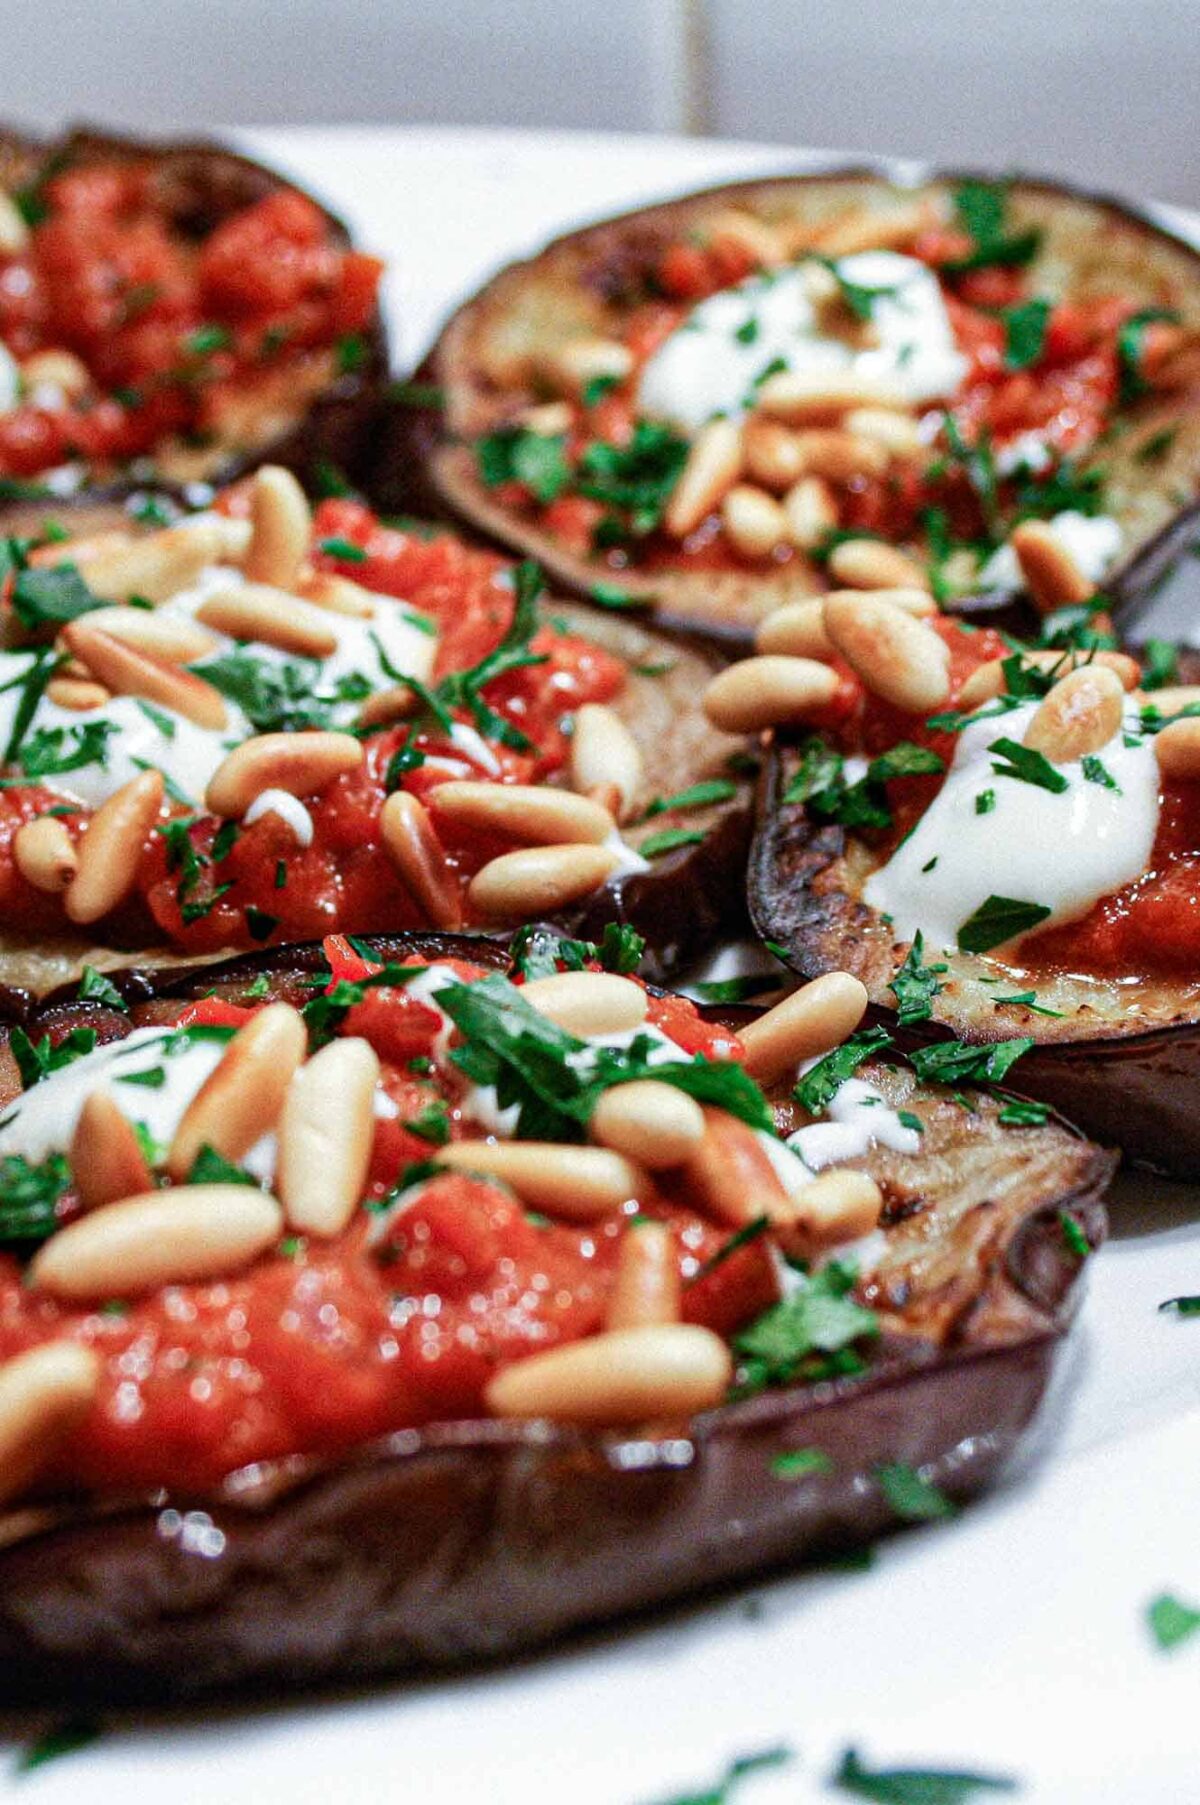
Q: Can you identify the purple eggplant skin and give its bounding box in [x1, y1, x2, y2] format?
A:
[378, 162, 1200, 646]
[0, 124, 390, 499]
[0, 935, 1111, 1703]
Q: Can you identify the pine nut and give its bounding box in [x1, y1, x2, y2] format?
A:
[1010, 520, 1094, 614]
[484, 1323, 731, 1422]
[1138, 685, 1200, 713]
[569, 703, 643, 820]
[814, 198, 933, 256]
[378, 790, 462, 929]
[823, 593, 950, 712]
[744, 419, 809, 493]
[65, 770, 163, 924]
[721, 484, 787, 559]
[827, 540, 932, 593]
[756, 370, 911, 424]
[781, 475, 838, 549]
[843, 407, 923, 455]
[245, 465, 311, 590]
[755, 599, 832, 659]
[790, 1169, 883, 1257]
[358, 684, 419, 729]
[68, 517, 251, 605]
[434, 1141, 647, 1219]
[605, 1221, 681, 1330]
[13, 816, 77, 894]
[20, 349, 91, 399]
[298, 570, 376, 619]
[75, 606, 220, 663]
[167, 1003, 306, 1181]
[702, 655, 838, 733]
[958, 649, 1141, 712]
[45, 677, 111, 711]
[30, 1186, 284, 1300]
[706, 206, 787, 267]
[1023, 664, 1125, 764]
[63, 622, 228, 730]
[590, 1080, 705, 1168]
[70, 1090, 153, 1211]
[538, 336, 633, 399]
[0, 193, 30, 255]
[520, 971, 648, 1036]
[515, 401, 574, 435]
[682, 1108, 794, 1229]
[468, 843, 620, 920]
[196, 584, 339, 659]
[205, 731, 363, 817]
[739, 971, 869, 1084]
[429, 781, 614, 846]
[0, 1343, 100, 1509]
[276, 1036, 380, 1237]
[664, 419, 743, 539]
[789, 429, 891, 483]
[1153, 716, 1200, 779]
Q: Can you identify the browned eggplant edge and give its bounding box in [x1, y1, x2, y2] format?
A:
[0, 122, 390, 501]
[379, 161, 1200, 648]
[0, 933, 1109, 1702]
[749, 728, 1200, 1178]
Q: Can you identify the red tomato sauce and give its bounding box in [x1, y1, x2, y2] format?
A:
[0, 166, 382, 477]
[0, 963, 776, 1492]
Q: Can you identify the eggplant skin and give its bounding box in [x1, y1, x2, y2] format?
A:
[0, 936, 1111, 1702]
[0, 124, 389, 497]
[386, 164, 1200, 641]
[749, 694, 1200, 1178]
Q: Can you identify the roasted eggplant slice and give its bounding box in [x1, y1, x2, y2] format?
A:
[0, 485, 752, 989]
[0, 125, 388, 498]
[0, 932, 1111, 1701]
[392, 167, 1200, 640]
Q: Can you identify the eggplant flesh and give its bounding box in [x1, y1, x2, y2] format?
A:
[0, 934, 1112, 1701]
[393, 166, 1200, 641]
[0, 124, 389, 498]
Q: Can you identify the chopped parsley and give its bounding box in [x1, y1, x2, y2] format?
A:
[77, 964, 128, 1011]
[794, 1026, 893, 1116]
[477, 425, 571, 503]
[783, 737, 943, 830]
[908, 1035, 1033, 1087]
[1158, 1295, 1200, 1317]
[1147, 1592, 1200, 1652]
[576, 420, 690, 542]
[1116, 307, 1179, 405]
[9, 1025, 97, 1091]
[642, 778, 737, 817]
[187, 1145, 257, 1187]
[957, 894, 1051, 953]
[832, 1745, 1017, 1803]
[646, 1746, 794, 1805]
[771, 1447, 833, 1481]
[9, 560, 105, 631]
[16, 718, 114, 780]
[987, 736, 1068, 794]
[12, 1719, 102, 1776]
[946, 179, 1041, 273]
[639, 826, 706, 859]
[689, 974, 780, 1006]
[889, 933, 946, 1026]
[874, 1461, 956, 1521]
[0, 1152, 72, 1249]
[1081, 754, 1119, 793]
[732, 1261, 878, 1396]
[1058, 1210, 1090, 1257]
[1139, 639, 1179, 691]
[404, 1101, 451, 1146]
[999, 297, 1050, 370]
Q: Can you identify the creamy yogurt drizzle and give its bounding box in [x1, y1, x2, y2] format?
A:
[637, 252, 968, 434]
[864, 697, 1161, 953]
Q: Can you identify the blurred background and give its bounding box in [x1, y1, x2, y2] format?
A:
[5, 0, 1198, 205]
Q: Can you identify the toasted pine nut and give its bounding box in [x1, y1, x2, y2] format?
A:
[1153, 717, 1200, 779]
[569, 702, 643, 820]
[378, 790, 462, 929]
[781, 475, 838, 549]
[743, 419, 810, 493]
[957, 648, 1141, 712]
[1023, 664, 1125, 764]
[843, 406, 924, 455]
[435, 1141, 647, 1220]
[70, 1090, 153, 1211]
[721, 484, 787, 559]
[245, 465, 311, 590]
[702, 655, 838, 734]
[813, 197, 933, 256]
[276, 1037, 380, 1237]
[756, 369, 911, 425]
[30, 1186, 284, 1300]
[205, 731, 363, 817]
[485, 1323, 730, 1422]
[538, 336, 633, 399]
[520, 971, 648, 1036]
[790, 1169, 883, 1257]
[45, 677, 111, 711]
[790, 428, 891, 483]
[605, 1221, 681, 1330]
[1137, 685, 1200, 713]
[827, 539, 932, 594]
[590, 1080, 705, 1168]
[429, 781, 614, 846]
[682, 1107, 794, 1229]
[297, 570, 376, 619]
[468, 843, 620, 920]
[358, 684, 418, 728]
[664, 419, 743, 539]
[823, 593, 950, 712]
[0, 192, 30, 255]
[1150, 340, 1200, 389]
[63, 622, 228, 730]
[167, 1003, 306, 1182]
[1010, 521, 1094, 614]
[739, 972, 869, 1084]
[14, 816, 77, 894]
[67, 517, 251, 605]
[515, 401, 574, 435]
[20, 349, 91, 399]
[0, 1343, 100, 1509]
[196, 584, 339, 659]
[74, 606, 220, 663]
[65, 770, 163, 925]
[706, 206, 787, 267]
[755, 598, 832, 659]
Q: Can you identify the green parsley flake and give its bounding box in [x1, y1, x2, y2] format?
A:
[874, 1461, 956, 1521]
